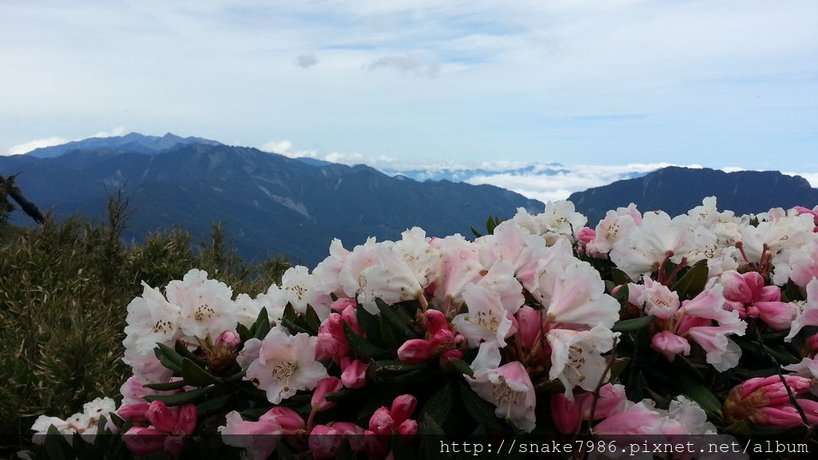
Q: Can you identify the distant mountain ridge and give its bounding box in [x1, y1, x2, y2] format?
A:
[569, 166, 818, 224]
[27, 132, 221, 159]
[2, 134, 541, 265]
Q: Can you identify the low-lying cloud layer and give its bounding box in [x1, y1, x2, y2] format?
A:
[259, 139, 818, 202]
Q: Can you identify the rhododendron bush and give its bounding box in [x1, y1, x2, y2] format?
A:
[28, 198, 818, 458]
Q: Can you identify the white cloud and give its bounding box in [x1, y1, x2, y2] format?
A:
[5, 137, 69, 156]
[364, 54, 440, 78]
[3, 126, 130, 155]
[785, 172, 818, 188]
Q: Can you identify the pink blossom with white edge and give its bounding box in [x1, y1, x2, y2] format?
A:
[237, 327, 328, 404]
[466, 342, 536, 432]
[785, 278, 818, 342]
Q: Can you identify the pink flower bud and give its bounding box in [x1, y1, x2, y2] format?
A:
[577, 227, 596, 251]
[397, 419, 418, 436]
[341, 305, 364, 335]
[332, 422, 367, 451]
[309, 425, 342, 460]
[368, 407, 394, 436]
[175, 404, 197, 435]
[390, 395, 417, 424]
[650, 331, 691, 361]
[756, 399, 818, 427]
[216, 330, 241, 350]
[330, 297, 357, 313]
[312, 377, 344, 411]
[424, 309, 448, 335]
[259, 407, 305, 433]
[397, 339, 433, 364]
[123, 426, 166, 455]
[118, 404, 150, 425]
[431, 329, 456, 347]
[550, 394, 582, 434]
[145, 401, 177, 433]
[515, 306, 542, 349]
[341, 359, 368, 389]
[739, 375, 811, 405]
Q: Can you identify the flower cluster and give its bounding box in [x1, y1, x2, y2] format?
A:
[30, 198, 818, 458]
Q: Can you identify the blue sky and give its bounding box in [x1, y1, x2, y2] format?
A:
[2, 0, 817, 175]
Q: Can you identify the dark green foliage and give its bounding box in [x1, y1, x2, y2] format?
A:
[0, 196, 288, 449]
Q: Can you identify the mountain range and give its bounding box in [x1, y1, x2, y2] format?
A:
[0, 133, 541, 265]
[4, 133, 817, 264]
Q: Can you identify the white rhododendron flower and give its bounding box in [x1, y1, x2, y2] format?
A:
[610, 211, 693, 279]
[511, 200, 587, 245]
[547, 326, 620, 397]
[452, 283, 516, 347]
[165, 269, 236, 340]
[280, 265, 332, 319]
[123, 282, 182, 357]
[466, 342, 536, 432]
[238, 327, 327, 404]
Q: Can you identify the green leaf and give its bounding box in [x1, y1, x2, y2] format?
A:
[343, 322, 393, 359]
[356, 303, 386, 347]
[610, 268, 632, 286]
[377, 299, 418, 340]
[154, 342, 183, 373]
[252, 307, 271, 340]
[419, 412, 447, 436]
[236, 323, 251, 342]
[304, 304, 321, 334]
[175, 340, 205, 364]
[196, 393, 231, 416]
[182, 357, 220, 386]
[448, 358, 474, 377]
[611, 315, 655, 333]
[43, 425, 70, 460]
[459, 382, 503, 429]
[379, 313, 399, 348]
[486, 216, 498, 235]
[421, 381, 453, 424]
[672, 260, 709, 298]
[144, 379, 187, 391]
[679, 375, 722, 419]
[470, 226, 483, 238]
[144, 386, 212, 406]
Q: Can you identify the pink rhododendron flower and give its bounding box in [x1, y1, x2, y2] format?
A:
[595, 396, 714, 435]
[218, 407, 305, 460]
[237, 328, 328, 404]
[650, 331, 691, 362]
[466, 342, 536, 432]
[720, 270, 793, 329]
